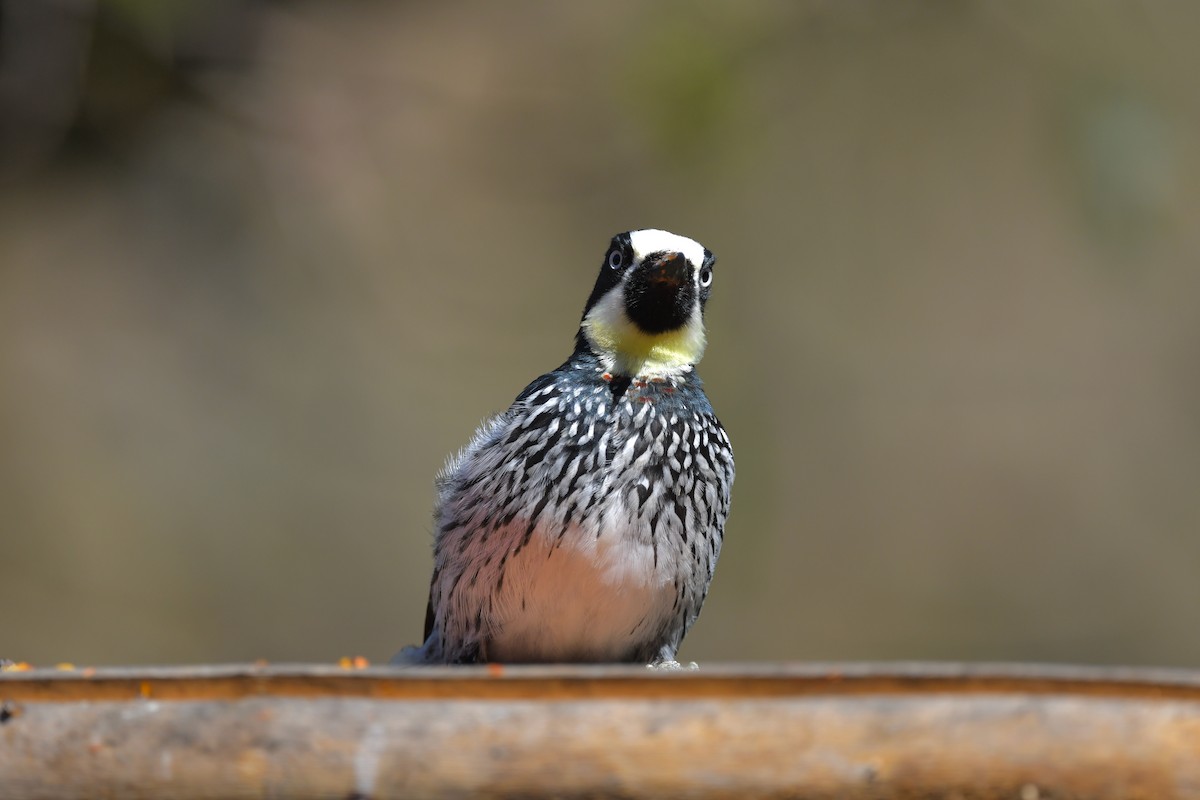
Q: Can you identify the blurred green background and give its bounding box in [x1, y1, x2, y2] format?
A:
[2, 1, 1198, 667]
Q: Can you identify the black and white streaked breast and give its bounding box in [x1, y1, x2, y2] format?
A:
[423, 350, 734, 664]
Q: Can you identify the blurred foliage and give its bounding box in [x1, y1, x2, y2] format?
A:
[1, 1, 1199, 668]
[617, 3, 762, 171]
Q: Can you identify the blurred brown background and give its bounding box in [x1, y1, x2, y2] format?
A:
[2, 1, 1198, 667]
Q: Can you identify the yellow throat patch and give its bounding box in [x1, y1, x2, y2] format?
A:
[582, 308, 706, 376]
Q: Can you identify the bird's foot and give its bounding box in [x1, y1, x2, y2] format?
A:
[646, 660, 700, 671]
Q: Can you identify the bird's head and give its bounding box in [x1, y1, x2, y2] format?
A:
[576, 229, 716, 377]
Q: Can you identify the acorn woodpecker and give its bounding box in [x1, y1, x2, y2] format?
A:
[397, 229, 734, 665]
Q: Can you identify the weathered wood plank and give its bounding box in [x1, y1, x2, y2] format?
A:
[3, 663, 1200, 799]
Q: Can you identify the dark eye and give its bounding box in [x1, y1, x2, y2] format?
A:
[699, 266, 713, 287]
[607, 249, 624, 270]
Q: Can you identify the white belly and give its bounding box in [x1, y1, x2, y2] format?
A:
[481, 520, 676, 663]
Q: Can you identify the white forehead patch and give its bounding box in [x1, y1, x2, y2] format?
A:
[629, 229, 708, 269]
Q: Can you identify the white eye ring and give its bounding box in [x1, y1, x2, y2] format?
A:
[608, 250, 624, 270]
[699, 266, 713, 287]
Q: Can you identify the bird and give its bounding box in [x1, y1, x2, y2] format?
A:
[395, 229, 734, 665]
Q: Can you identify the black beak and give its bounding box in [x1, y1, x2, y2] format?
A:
[644, 251, 689, 289]
[624, 251, 695, 334]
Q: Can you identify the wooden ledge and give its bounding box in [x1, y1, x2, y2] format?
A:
[3, 662, 1200, 799]
[6, 660, 1200, 700]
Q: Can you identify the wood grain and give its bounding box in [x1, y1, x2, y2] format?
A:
[3, 663, 1200, 799]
